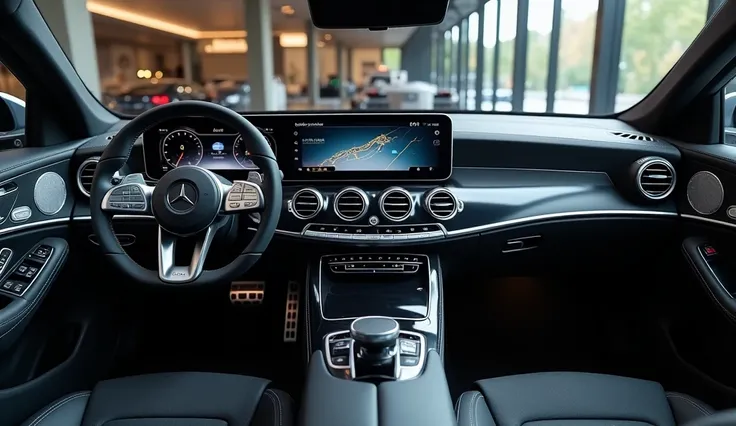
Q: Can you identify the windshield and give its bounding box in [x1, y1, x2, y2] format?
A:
[28, 0, 711, 116]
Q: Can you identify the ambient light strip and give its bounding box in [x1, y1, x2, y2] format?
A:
[86, 2, 246, 39]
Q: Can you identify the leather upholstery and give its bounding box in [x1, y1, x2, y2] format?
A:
[456, 372, 713, 426]
[20, 373, 294, 426]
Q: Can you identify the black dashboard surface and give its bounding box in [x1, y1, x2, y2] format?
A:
[60, 113, 685, 248]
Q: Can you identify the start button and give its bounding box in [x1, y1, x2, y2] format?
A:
[727, 205, 736, 220]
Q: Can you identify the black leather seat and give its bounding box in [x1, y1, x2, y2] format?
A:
[20, 372, 294, 426]
[456, 372, 714, 426]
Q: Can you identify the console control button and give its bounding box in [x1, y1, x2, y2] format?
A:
[331, 356, 349, 367]
[399, 339, 419, 356]
[303, 223, 444, 242]
[400, 356, 420, 367]
[1, 281, 12, 290]
[331, 339, 350, 356]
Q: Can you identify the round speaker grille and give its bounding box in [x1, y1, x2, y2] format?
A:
[34, 172, 67, 215]
[687, 171, 724, 215]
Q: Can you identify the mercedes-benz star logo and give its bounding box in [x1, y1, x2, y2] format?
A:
[167, 183, 197, 212]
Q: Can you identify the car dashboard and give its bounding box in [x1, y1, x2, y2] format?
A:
[60, 112, 686, 252]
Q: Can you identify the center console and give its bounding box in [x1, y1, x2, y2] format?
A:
[301, 252, 454, 426]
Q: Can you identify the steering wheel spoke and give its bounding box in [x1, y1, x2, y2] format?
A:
[158, 219, 226, 283]
[101, 173, 154, 216]
[222, 180, 265, 214]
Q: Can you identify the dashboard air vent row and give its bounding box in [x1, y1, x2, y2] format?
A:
[425, 188, 458, 220]
[334, 187, 368, 221]
[76, 157, 99, 197]
[380, 187, 413, 221]
[290, 188, 323, 220]
[612, 131, 655, 142]
[636, 158, 676, 200]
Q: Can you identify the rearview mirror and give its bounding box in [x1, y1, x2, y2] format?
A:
[307, 0, 449, 29]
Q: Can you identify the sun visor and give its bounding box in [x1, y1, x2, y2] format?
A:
[307, 0, 449, 29]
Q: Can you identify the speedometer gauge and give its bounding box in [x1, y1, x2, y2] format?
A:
[233, 131, 276, 169]
[162, 129, 204, 168]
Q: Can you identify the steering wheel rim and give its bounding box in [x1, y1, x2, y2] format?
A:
[90, 100, 282, 286]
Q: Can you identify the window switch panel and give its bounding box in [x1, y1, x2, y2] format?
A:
[0, 244, 53, 298]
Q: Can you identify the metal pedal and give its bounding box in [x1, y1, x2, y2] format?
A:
[283, 281, 300, 342]
[230, 281, 265, 304]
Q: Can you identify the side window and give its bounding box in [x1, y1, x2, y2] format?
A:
[726, 76, 736, 146]
[0, 62, 25, 149]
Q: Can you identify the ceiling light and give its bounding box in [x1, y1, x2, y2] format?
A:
[317, 41, 325, 48]
[87, 2, 246, 39]
[154, 71, 163, 79]
[87, 2, 200, 38]
[324, 34, 332, 41]
[204, 38, 248, 54]
[281, 5, 295, 15]
[279, 32, 308, 48]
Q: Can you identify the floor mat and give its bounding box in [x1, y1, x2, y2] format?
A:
[443, 276, 666, 401]
[109, 281, 305, 400]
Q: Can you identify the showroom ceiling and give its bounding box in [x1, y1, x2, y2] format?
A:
[87, 0, 419, 47]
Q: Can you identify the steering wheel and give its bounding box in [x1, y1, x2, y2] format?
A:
[89, 101, 282, 286]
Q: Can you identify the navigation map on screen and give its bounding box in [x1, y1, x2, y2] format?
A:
[297, 125, 441, 172]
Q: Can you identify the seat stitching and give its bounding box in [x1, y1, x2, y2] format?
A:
[28, 391, 90, 426]
[455, 392, 468, 424]
[469, 392, 481, 426]
[666, 392, 712, 416]
[473, 395, 485, 426]
[264, 389, 282, 426]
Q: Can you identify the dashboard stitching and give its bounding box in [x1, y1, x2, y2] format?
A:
[0, 247, 68, 336]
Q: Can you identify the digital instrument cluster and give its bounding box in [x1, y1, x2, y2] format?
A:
[142, 114, 453, 181]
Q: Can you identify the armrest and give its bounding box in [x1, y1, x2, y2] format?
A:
[682, 237, 736, 320]
[299, 350, 378, 426]
[0, 238, 69, 350]
[378, 351, 456, 426]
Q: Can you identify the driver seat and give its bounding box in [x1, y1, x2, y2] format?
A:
[19, 372, 294, 426]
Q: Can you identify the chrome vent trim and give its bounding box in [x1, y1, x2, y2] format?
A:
[290, 188, 323, 220]
[379, 187, 413, 222]
[425, 188, 458, 220]
[612, 131, 655, 142]
[334, 187, 369, 222]
[76, 157, 99, 197]
[637, 159, 676, 200]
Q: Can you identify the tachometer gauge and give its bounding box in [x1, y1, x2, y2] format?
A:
[233, 131, 276, 169]
[162, 129, 204, 168]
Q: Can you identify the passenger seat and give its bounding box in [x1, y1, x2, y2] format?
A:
[456, 372, 713, 426]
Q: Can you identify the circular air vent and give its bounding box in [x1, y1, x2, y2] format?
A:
[636, 158, 676, 200]
[76, 157, 99, 197]
[334, 187, 369, 221]
[379, 187, 413, 222]
[424, 188, 458, 220]
[290, 188, 323, 220]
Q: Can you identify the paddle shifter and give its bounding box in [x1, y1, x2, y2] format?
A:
[350, 316, 400, 380]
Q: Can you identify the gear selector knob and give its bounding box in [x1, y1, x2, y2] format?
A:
[350, 316, 400, 375]
[350, 316, 400, 345]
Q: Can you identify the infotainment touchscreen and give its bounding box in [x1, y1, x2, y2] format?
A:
[285, 114, 452, 180]
[141, 114, 452, 181]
